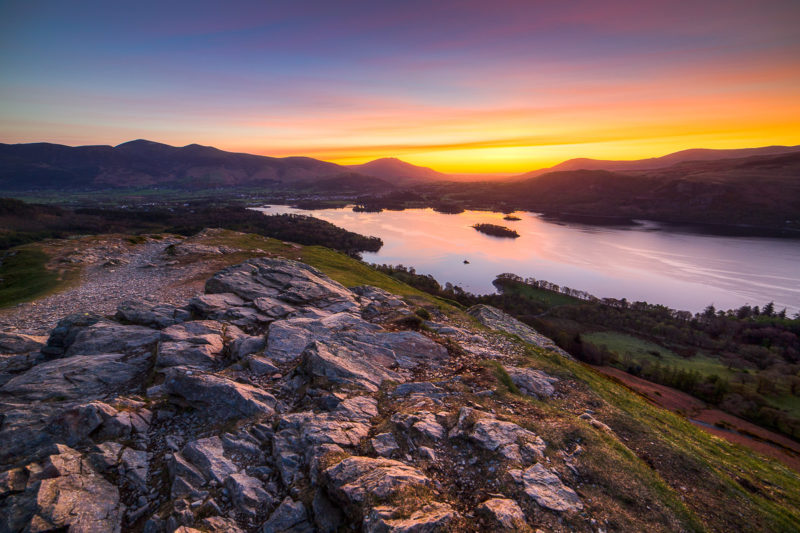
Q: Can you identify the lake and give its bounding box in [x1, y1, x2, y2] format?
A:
[253, 205, 800, 314]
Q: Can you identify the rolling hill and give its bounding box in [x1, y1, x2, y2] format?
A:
[347, 157, 450, 182]
[515, 145, 800, 179]
[0, 139, 363, 190]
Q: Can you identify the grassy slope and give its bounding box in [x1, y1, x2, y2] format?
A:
[0, 247, 78, 308]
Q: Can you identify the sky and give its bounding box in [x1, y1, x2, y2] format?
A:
[1, 0, 799, 173]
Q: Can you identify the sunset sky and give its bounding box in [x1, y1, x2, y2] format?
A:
[1, 0, 799, 173]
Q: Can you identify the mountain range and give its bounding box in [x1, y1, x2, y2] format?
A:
[3, 139, 799, 191]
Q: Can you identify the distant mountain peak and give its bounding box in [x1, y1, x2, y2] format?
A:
[347, 157, 448, 182]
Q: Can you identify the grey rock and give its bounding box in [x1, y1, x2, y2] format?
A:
[323, 456, 431, 506]
[372, 433, 400, 457]
[467, 304, 571, 357]
[163, 369, 276, 419]
[477, 498, 528, 530]
[122, 447, 150, 490]
[509, 463, 583, 512]
[506, 366, 558, 398]
[0, 351, 151, 401]
[65, 322, 160, 357]
[247, 354, 280, 376]
[450, 407, 545, 461]
[0, 332, 47, 354]
[225, 472, 273, 517]
[200, 516, 246, 533]
[262, 497, 313, 533]
[312, 489, 345, 532]
[116, 300, 183, 328]
[188, 293, 246, 317]
[41, 313, 106, 357]
[302, 340, 403, 392]
[364, 502, 458, 533]
[182, 436, 238, 484]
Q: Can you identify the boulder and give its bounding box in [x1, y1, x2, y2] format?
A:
[323, 456, 431, 506]
[302, 341, 403, 392]
[225, 472, 273, 517]
[509, 463, 583, 512]
[187, 293, 246, 317]
[477, 498, 528, 530]
[449, 407, 545, 462]
[163, 369, 276, 419]
[371, 433, 400, 457]
[506, 366, 558, 398]
[40, 313, 106, 357]
[364, 502, 458, 533]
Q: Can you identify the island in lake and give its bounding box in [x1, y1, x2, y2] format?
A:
[472, 223, 520, 238]
[503, 214, 521, 221]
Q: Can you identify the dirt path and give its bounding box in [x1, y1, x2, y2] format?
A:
[0, 235, 223, 335]
[595, 366, 800, 473]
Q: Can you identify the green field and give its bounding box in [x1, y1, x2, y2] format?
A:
[497, 279, 581, 308]
[0, 248, 62, 308]
[584, 331, 736, 379]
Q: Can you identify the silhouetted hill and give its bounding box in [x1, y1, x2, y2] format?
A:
[347, 157, 449, 182]
[0, 140, 356, 190]
[516, 145, 800, 178]
[450, 152, 800, 231]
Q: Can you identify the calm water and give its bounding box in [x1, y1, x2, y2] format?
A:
[254, 206, 800, 314]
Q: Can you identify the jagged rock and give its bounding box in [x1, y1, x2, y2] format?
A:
[364, 502, 458, 533]
[467, 304, 571, 357]
[88, 441, 124, 473]
[0, 332, 47, 354]
[163, 369, 276, 419]
[392, 412, 445, 444]
[121, 447, 150, 490]
[506, 366, 558, 398]
[27, 445, 125, 532]
[247, 355, 280, 376]
[44, 400, 118, 445]
[323, 456, 431, 506]
[65, 322, 160, 357]
[222, 431, 264, 463]
[262, 497, 313, 533]
[157, 321, 225, 369]
[450, 407, 545, 462]
[188, 293, 245, 317]
[0, 351, 151, 401]
[509, 463, 583, 512]
[0, 351, 46, 387]
[352, 285, 408, 319]
[266, 312, 447, 371]
[478, 498, 528, 530]
[372, 433, 400, 457]
[230, 334, 267, 360]
[206, 258, 358, 312]
[181, 436, 238, 484]
[302, 340, 403, 392]
[40, 313, 106, 357]
[225, 472, 273, 517]
[116, 300, 186, 328]
[272, 397, 377, 484]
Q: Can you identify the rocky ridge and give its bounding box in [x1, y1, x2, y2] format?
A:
[0, 257, 617, 532]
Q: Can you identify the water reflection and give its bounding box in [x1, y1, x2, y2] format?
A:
[253, 206, 800, 314]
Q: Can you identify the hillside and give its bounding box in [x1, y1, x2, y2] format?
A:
[0, 233, 799, 531]
[516, 145, 800, 178]
[347, 157, 450, 182]
[0, 140, 356, 190]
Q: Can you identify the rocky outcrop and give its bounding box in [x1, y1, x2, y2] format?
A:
[0, 257, 593, 532]
[468, 304, 571, 357]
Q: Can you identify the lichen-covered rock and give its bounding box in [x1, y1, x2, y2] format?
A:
[225, 472, 273, 517]
[302, 340, 403, 391]
[509, 463, 583, 512]
[372, 433, 400, 457]
[323, 456, 431, 506]
[157, 321, 227, 369]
